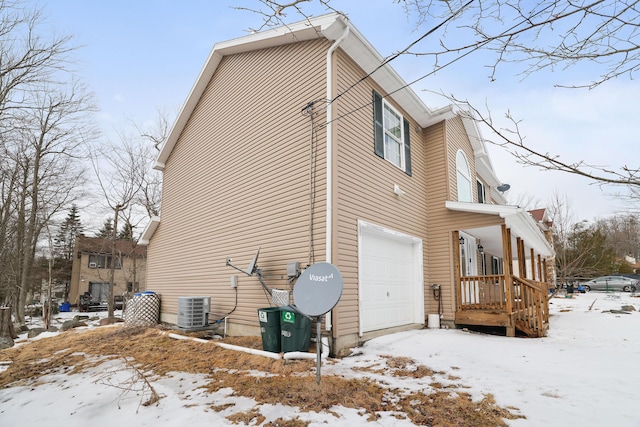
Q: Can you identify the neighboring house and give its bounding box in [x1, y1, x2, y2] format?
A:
[529, 208, 556, 288]
[69, 235, 147, 308]
[141, 13, 554, 354]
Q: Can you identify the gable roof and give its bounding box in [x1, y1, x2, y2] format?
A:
[155, 13, 451, 170]
[75, 235, 147, 257]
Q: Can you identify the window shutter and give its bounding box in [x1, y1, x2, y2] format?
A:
[373, 90, 384, 158]
[403, 118, 412, 176]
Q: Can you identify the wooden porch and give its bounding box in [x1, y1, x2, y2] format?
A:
[455, 274, 549, 337]
[452, 223, 552, 338]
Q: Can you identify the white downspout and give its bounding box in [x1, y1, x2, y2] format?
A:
[325, 23, 349, 331]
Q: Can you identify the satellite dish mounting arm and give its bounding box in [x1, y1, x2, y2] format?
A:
[225, 247, 272, 296]
[225, 257, 249, 275]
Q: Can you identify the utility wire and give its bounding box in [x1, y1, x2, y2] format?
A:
[330, 0, 474, 105]
[303, 102, 319, 266]
[323, 0, 558, 127]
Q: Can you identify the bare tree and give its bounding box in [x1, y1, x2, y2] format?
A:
[0, 1, 74, 116]
[91, 134, 146, 320]
[234, 0, 341, 32]
[449, 98, 640, 189]
[132, 108, 170, 217]
[244, 0, 640, 193]
[596, 213, 640, 261]
[0, 1, 94, 324]
[7, 81, 94, 323]
[257, 0, 639, 88]
[548, 191, 630, 281]
[88, 107, 168, 320]
[546, 192, 588, 283]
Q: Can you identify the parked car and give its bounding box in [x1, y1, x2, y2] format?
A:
[582, 275, 639, 292]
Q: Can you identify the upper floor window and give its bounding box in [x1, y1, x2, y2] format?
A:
[373, 90, 412, 176]
[477, 180, 486, 203]
[456, 150, 472, 202]
[88, 254, 121, 269]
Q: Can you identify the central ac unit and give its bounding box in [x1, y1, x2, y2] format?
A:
[177, 296, 210, 329]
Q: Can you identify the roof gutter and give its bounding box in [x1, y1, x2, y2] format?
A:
[325, 22, 349, 266]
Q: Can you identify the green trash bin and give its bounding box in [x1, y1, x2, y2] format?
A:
[258, 307, 281, 353]
[280, 306, 311, 353]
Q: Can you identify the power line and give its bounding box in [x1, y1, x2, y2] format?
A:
[324, 1, 558, 127]
[330, 0, 474, 105]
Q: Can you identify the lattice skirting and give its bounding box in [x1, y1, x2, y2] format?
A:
[124, 294, 160, 326]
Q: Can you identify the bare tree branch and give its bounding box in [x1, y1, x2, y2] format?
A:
[441, 92, 640, 188]
[238, 1, 639, 199]
[234, 0, 343, 33]
[96, 356, 162, 411]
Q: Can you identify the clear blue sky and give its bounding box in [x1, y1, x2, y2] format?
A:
[35, 0, 638, 225]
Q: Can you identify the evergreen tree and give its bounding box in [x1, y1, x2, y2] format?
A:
[53, 205, 84, 301]
[54, 205, 84, 260]
[96, 217, 114, 238]
[118, 221, 135, 241]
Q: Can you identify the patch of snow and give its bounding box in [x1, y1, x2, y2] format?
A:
[1, 293, 639, 426]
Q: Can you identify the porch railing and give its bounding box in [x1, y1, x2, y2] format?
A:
[457, 274, 549, 336]
[457, 274, 507, 310]
[512, 275, 549, 336]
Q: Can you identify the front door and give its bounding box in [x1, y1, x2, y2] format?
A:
[459, 233, 478, 277]
[89, 282, 109, 303]
[459, 233, 480, 304]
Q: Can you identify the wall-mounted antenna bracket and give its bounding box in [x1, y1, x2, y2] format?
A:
[225, 247, 271, 296]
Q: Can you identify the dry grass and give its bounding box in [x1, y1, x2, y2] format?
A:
[0, 325, 524, 426]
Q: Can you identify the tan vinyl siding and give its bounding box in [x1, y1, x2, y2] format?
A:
[332, 49, 429, 337]
[147, 39, 329, 327]
[423, 121, 453, 318]
[424, 118, 505, 320]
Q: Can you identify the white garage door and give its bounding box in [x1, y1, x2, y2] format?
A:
[359, 221, 424, 334]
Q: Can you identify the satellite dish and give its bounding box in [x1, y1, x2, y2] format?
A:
[293, 262, 343, 316]
[246, 247, 260, 275]
[293, 262, 344, 385]
[497, 183, 511, 192]
[225, 247, 271, 296]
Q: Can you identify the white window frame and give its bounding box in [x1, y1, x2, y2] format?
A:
[477, 179, 486, 203]
[456, 150, 472, 202]
[492, 256, 504, 275]
[88, 254, 121, 269]
[382, 100, 405, 170]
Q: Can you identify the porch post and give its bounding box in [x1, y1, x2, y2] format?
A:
[530, 248, 535, 280]
[502, 224, 515, 337]
[536, 254, 542, 282]
[516, 237, 525, 279]
[454, 230, 462, 311]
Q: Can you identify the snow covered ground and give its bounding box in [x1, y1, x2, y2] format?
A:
[1, 292, 639, 426]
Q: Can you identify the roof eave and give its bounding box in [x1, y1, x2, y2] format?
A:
[445, 200, 555, 257]
[139, 216, 161, 245]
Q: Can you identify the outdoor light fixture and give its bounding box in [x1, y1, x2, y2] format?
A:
[393, 184, 405, 197]
[459, 236, 465, 245]
[478, 244, 484, 253]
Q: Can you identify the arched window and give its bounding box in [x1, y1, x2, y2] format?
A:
[456, 150, 472, 202]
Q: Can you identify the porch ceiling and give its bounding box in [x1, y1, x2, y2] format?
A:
[446, 201, 555, 258]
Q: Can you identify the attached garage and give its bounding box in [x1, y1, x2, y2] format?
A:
[357, 220, 424, 335]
